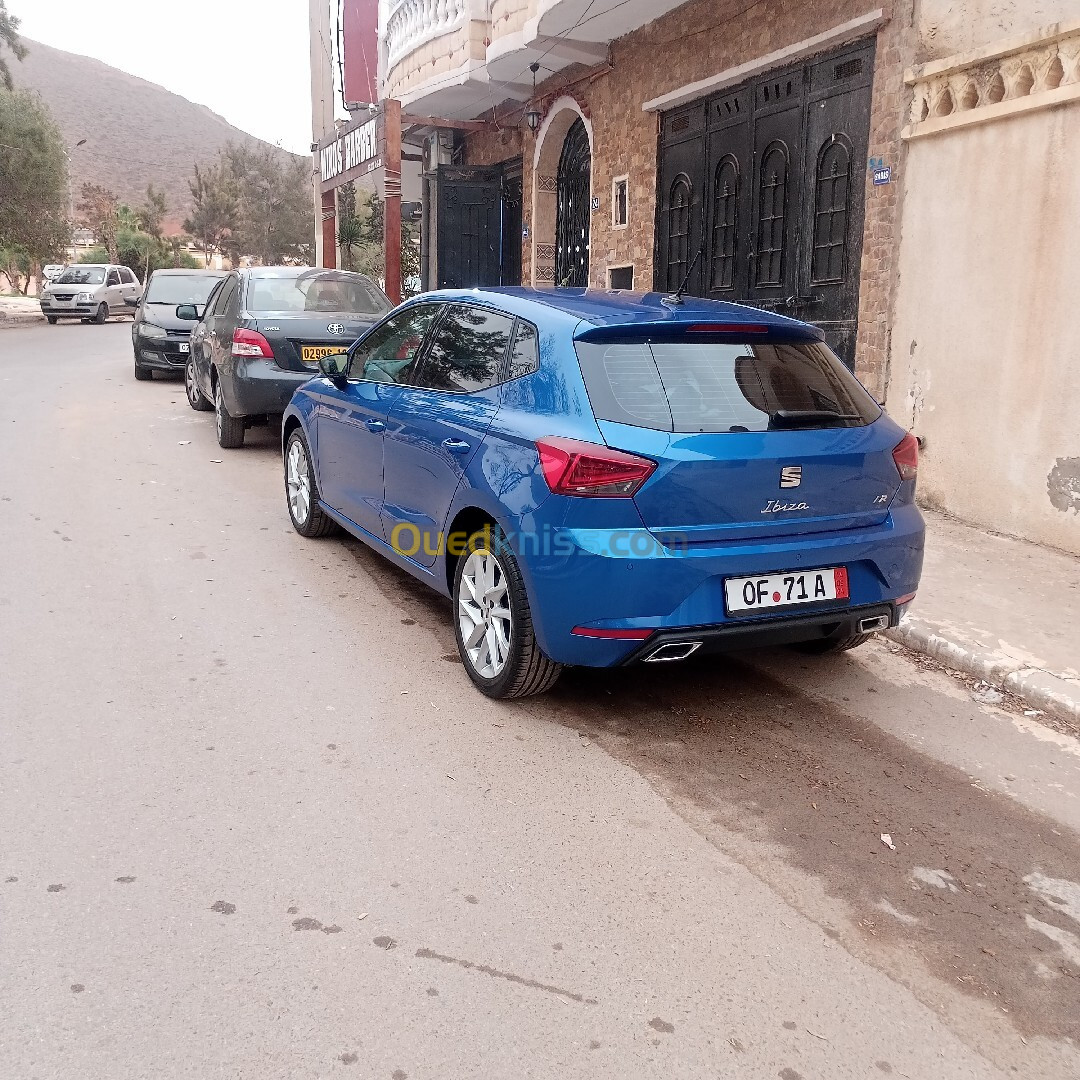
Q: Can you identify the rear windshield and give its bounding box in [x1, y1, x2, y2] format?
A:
[145, 274, 222, 306]
[56, 267, 106, 285]
[246, 271, 390, 316]
[575, 340, 881, 432]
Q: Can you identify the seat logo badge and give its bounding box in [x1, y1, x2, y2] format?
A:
[780, 465, 803, 488]
[327, 323, 346, 335]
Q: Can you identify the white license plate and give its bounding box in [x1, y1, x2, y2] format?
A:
[179, 342, 190, 353]
[725, 567, 849, 615]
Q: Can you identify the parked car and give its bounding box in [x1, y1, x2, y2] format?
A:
[129, 268, 227, 382]
[186, 267, 391, 448]
[281, 289, 925, 699]
[39, 264, 141, 324]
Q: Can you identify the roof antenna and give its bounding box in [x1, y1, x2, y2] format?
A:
[663, 244, 703, 306]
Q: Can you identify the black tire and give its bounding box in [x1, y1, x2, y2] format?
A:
[453, 525, 562, 699]
[93, 303, 108, 324]
[794, 632, 871, 656]
[46, 316, 58, 325]
[185, 358, 212, 411]
[133, 362, 152, 381]
[284, 429, 335, 538]
[214, 379, 245, 449]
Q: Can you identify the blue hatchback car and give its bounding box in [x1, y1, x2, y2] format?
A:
[281, 289, 923, 699]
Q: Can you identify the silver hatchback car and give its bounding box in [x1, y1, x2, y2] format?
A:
[39, 264, 142, 324]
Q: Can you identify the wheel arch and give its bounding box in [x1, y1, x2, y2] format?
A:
[443, 505, 500, 597]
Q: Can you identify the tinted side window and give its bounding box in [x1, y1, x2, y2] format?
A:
[107, 270, 121, 286]
[352, 305, 442, 385]
[202, 281, 224, 315]
[418, 304, 514, 393]
[507, 320, 539, 380]
[121, 268, 136, 284]
[211, 277, 238, 317]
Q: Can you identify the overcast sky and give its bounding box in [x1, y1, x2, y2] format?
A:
[8, 0, 327, 154]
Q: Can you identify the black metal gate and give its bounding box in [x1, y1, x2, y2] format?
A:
[431, 161, 524, 290]
[656, 40, 875, 367]
[555, 118, 591, 288]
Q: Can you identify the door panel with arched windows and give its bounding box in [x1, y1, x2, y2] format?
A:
[656, 40, 874, 368]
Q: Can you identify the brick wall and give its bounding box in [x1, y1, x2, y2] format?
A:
[461, 0, 910, 394]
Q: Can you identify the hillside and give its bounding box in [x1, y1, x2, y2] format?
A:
[13, 39, 304, 234]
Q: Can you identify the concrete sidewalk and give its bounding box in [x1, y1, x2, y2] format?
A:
[0, 296, 44, 329]
[887, 508, 1080, 725]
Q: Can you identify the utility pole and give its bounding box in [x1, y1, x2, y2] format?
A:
[308, 0, 337, 268]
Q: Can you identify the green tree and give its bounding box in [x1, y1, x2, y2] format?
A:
[336, 216, 365, 272]
[0, 88, 69, 286]
[0, 0, 27, 91]
[76, 183, 120, 263]
[139, 184, 168, 241]
[349, 190, 420, 296]
[183, 161, 238, 264]
[221, 142, 312, 266]
[0, 242, 31, 293]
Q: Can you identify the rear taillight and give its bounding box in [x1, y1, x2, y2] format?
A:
[536, 437, 656, 497]
[892, 433, 918, 482]
[232, 327, 274, 358]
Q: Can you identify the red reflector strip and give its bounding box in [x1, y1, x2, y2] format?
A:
[896, 591, 917, 606]
[833, 567, 850, 600]
[686, 322, 769, 334]
[571, 626, 655, 640]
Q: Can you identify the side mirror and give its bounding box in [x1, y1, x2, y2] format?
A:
[176, 304, 200, 321]
[124, 295, 141, 308]
[318, 351, 349, 378]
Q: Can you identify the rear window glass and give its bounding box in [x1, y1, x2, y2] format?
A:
[575, 340, 880, 432]
[246, 271, 389, 316]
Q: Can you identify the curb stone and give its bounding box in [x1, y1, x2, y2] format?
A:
[885, 616, 1080, 727]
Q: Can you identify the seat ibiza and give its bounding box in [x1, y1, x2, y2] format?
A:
[282, 289, 923, 699]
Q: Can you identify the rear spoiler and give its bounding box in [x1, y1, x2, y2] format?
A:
[574, 320, 825, 345]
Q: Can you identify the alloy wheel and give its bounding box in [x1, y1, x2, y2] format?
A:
[186, 362, 199, 406]
[286, 439, 311, 525]
[214, 383, 223, 440]
[457, 548, 513, 679]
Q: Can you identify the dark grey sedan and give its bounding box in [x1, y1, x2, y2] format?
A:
[185, 267, 390, 448]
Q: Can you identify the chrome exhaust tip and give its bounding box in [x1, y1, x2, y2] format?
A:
[644, 641, 703, 663]
[858, 615, 891, 633]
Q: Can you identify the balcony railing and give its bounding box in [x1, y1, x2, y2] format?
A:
[385, 0, 470, 75]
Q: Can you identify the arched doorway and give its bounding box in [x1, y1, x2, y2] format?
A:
[555, 118, 591, 288]
[530, 98, 593, 288]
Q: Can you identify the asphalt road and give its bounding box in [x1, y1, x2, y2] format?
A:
[2, 319, 1079, 1079]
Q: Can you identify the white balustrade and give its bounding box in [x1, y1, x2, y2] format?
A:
[384, 0, 470, 74]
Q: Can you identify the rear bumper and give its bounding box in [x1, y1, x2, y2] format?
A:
[223, 360, 314, 418]
[515, 502, 925, 667]
[618, 602, 898, 664]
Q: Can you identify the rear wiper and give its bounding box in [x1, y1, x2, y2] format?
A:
[769, 410, 861, 428]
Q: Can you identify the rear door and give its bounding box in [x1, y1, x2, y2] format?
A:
[312, 304, 443, 539]
[575, 332, 900, 544]
[381, 303, 514, 567]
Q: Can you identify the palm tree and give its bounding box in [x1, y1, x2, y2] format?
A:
[0, 1, 27, 91]
[336, 216, 364, 273]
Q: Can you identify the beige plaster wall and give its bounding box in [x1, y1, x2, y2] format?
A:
[916, 0, 1079, 60]
[889, 103, 1080, 551]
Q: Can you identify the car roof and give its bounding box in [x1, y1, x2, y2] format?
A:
[244, 266, 373, 279]
[426, 287, 820, 337]
[150, 268, 227, 277]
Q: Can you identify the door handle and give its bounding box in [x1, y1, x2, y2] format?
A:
[364, 419, 386, 432]
[442, 438, 471, 454]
